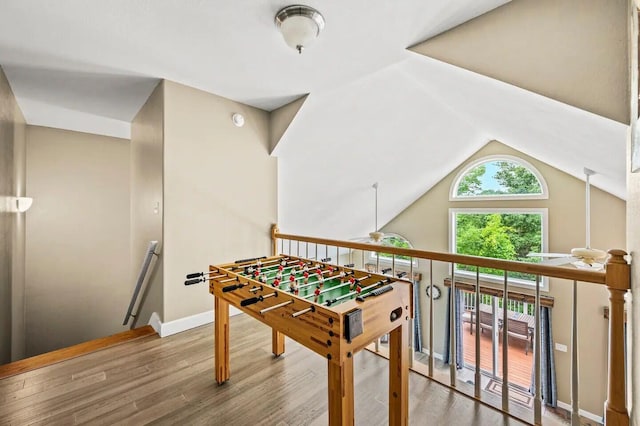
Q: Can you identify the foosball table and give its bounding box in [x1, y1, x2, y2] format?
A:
[203, 254, 412, 425]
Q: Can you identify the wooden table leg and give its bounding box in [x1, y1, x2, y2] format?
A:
[214, 296, 230, 384]
[328, 357, 354, 426]
[389, 321, 409, 426]
[272, 330, 285, 357]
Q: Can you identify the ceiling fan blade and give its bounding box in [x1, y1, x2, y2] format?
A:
[527, 252, 571, 258]
[540, 256, 579, 266]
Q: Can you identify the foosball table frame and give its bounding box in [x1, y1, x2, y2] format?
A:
[208, 255, 412, 425]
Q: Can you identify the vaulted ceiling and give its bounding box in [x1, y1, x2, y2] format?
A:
[0, 0, 629, 240]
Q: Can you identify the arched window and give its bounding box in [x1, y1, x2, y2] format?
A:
[449, 155, 548, 289]
[369, 233, 418, 267]
[450, 155, 548, 201]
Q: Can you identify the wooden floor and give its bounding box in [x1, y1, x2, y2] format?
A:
[0, 314, 528, 426]
[461, 322, 533, 389]
[0, 326, 157, 380]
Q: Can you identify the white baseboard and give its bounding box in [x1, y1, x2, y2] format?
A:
[421, 347, 444, 361]
[148, 308, 243, 338]
[556, 401, 602, 423]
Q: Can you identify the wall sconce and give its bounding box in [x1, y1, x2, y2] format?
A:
[2, 196, 33, 213]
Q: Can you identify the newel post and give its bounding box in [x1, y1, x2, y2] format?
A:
[271, 224, 279, 256]
[604, 249, 630, 426]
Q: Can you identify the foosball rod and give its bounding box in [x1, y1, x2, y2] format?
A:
[259, 300, 294, 315]
[324, 278, 392, 306]
[253, 260, 312, 276]
[300, 275, 369, 298]
[185, 271, 227, 279]
[185, 274, 231, 285]
[275, 268, 346, 289]
[291, 305, 315, 318]
[240, 291, 277, 307]
[301, 281, 352, 299]
[294, 272, 347, 289]
[244, 260, 310, 278]
[229, 256, 290, 271]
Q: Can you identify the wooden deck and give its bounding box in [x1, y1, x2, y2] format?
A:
[0, 314, 527, 426]
[461, 322, 533, 389]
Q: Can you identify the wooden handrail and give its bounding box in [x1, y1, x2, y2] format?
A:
[274, 230, 606, 284]
[272, 225, 630, 426]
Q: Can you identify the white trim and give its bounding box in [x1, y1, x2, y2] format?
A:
[449, 207, 549, 291]
[368, 232, 419, 268]
[148, 312, 162, 335]
[556, 400, 603, 423]
[420, 348, 444, 361]
[449, 155, 549, 201]
[147, 308, 243, 338]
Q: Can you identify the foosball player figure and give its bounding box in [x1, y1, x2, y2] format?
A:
[313, 286, 321, 303]
[259, 274, 268, 284]
[272, 278, 281, 287]
[303, 271, 310, 284]
[349, 276, 356, 290]
[288, 275, 299, 295]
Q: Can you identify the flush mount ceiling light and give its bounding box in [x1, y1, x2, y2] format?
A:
[275, 5, 325, 54]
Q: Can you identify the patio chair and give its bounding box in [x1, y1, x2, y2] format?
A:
[479, 310, 494, 334]
[462, 310, 474, 334]
[505, 318, 532, 355]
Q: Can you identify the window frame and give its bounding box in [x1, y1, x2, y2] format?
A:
[449, 207, 549, 291]
[368, 233, 419, 268]
[449, 155, 549, 201]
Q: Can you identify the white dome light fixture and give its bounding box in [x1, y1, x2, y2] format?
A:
[275, 5, 325, 54]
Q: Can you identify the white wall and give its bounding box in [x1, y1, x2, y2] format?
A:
[130, 81, 164, 327]
[25, 126, 131, 356]
[162, 80, 276, 322]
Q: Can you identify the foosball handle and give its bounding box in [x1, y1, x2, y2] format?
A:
[235, 256, 267, 264]
[223, 283, 244, 292]
[186, 272, 204, 279]
[241, 297, 260, 307]
[356, 285, 394, 302]
[185, 278, 203, 286]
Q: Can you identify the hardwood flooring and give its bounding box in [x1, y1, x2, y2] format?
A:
[0, 326, 157, 380]
[0, 314, 527, 425]
[461, 322, 533, 389]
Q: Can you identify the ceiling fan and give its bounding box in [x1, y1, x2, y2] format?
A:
[528, 168, 608, 270]
[351, 182, 385, 244]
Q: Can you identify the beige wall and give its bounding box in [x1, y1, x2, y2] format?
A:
[130, 81, 164, 326]
[629, 148, 639, 426]
[0, 66, 26, 364]
[627, 2, 639, 424]
[163, 80, 276, 322]
[11, 98, 26, 361]
[382, 141, 626, 416]
[25, 126, 131, 356]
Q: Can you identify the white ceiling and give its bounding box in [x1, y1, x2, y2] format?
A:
[0, 0, 629, 240]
